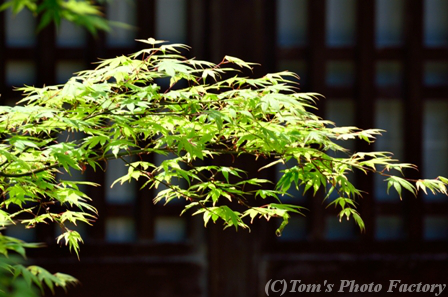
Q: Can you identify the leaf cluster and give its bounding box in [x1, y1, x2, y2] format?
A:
[0, 0, 112, 34]
[0, 38, 447, 267]
[0, 231, 77, 296]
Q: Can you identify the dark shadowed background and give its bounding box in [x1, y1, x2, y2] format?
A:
[1, 0, 448, 296]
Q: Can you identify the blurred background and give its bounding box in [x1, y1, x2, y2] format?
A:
[1, 0, 448, 296]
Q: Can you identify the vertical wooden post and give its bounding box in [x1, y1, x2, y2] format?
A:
[207, 156, 270, 297]
[403, 0, 424, 241]
[307, 0, 327, 241]
[136, 0, 155, 41]
[35, 24, 56, 86]
[134, 0, 156, 242]
[135, 155, 155, 242]
[86, 165, 107, 242]
[208, 0, 276, 75]
[355, 0, 375, 240]
[205, 3, 276, 296]
[0, 8, 5, 104]
[188, 0, 210, 59]
[33, 22, 56, 243]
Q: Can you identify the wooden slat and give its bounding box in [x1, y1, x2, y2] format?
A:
[307, 0, 327, 241]
[277, 47, 307, 60]
[85, 15, 106, 65]
[32, 23, 57, 243]
[376, 86, 403, 98]
[188, 0, 209, 59]
[208, 0, 274, 75]
[402, 0, 424, 241]
[136, 0, 155, 41]
[424, 203, 448, 215]
[325, 86, 355, 98]
[135, 155, 155, 241]
[423, 48, 448, 60]
[423, 87, 448, 98]
[269, 240, 448, 254]
[4, 48, 35, 59]
[258, 0, 277, 73]
[105, 205, 135, 217]
[207, 154, 270, 297]
[279, 47, 425, 61]
[86, 164, 107, 241]
[0, 8, 5, 102]
[54, 48, 87, 60]
[355, 0, 376, 240]
[327, 47, 356, 60]
[375, 202, 407, 215]
[35, 24, 56, 86]
[376, 48, 407, 60]
[201, 3, 280, 296]
[102, 47, 136, 57]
